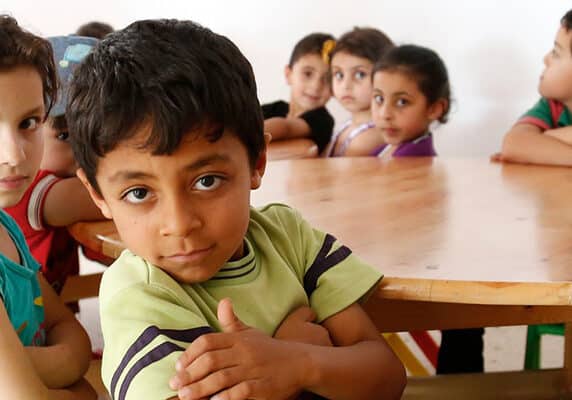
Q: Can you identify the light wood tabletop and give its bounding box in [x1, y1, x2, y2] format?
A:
[68, 157, 572, 398]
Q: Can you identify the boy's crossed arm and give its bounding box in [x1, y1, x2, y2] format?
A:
[494, 123, 572, 166]
[169, 298, 405, 400]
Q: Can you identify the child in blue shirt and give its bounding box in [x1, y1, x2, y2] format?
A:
[0, 15, 94, 399]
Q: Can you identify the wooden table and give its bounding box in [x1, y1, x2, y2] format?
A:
[267, 138, 318, 160]
[69, 158, 572, 399]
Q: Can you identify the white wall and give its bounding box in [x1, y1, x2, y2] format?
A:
[3, 0, 570, 156]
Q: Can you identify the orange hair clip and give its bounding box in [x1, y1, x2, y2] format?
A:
[321, 39, 336, 64]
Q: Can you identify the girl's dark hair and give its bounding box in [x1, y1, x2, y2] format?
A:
[562, 9, 572, 52]
[373, 44, 451, 123]
[288, 32, 335, 67]
[76, 21, 114, 39]
[67, 19, 264, 193]
[330, 27, 393, 64]
[0, 15, 58, 117]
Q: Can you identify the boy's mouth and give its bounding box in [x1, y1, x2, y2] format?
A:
[164, 245, 215, 263]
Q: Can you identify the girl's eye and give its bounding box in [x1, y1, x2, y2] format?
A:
[354, 71, 367, 80]
[19, 117, 40, 131]
[396, 98, 409, 107]
[122, 188, 149, 204]
[194, 175, 223, 191]
[373, 95, 384, 104]
[56, 131, 69, 141]
[333, 71, 343, 80]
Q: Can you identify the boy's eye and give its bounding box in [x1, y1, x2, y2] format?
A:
[122, 188, 149, 204]
[19, 117, 40, 131]
[303, 70, 313, 79]
[194, 175, 223, 191]
[354, 71, 367, 80]
[57, 131, 69, 141]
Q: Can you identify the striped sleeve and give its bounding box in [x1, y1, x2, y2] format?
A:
[517, 98, 559, 130]
[100, 282, 212, 400]
[286, 207, 383, 323]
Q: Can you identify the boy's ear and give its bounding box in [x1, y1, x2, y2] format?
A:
[251, 132, 271, 190]
[76, 168, 113, 219]
[428, 99, 448, 121]
[284, 65, 293, 86]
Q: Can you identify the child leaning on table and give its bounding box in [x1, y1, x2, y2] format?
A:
[371, 44, 450, 159]
[67, 19, 406, 400]
[5, 35, 106, 297]
[494, 9, 572, 166]
[0, 15, 95, 399]
[371, 43, 485, 374]
[262, 32, 336, 154]
[324, 27, 393, 157]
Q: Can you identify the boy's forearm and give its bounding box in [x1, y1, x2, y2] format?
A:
[501, 125, 572, 166]
[28, 320, 91, 388]
[301, 339, 406, 400]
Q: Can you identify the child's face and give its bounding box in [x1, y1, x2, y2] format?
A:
[41, 118, 76, 177]
[331, 52, 374, 114]
[372, 70, 444, 145]
[0, 67, 44, 208]
[540, 26, 572, 102]
[285, 53, 331, 112]
[80, 126, 267, 284]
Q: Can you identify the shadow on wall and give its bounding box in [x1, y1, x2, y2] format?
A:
[436, 38, 540, 157]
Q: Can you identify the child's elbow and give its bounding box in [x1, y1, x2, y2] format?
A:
[386, 358, 407, 399]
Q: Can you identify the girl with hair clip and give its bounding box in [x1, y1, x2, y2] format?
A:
[371, 44, 450, 159]
[0, 15, 95, 398]
[262, 32, 336, 154]
[372, 44, 485, 374]
[325, 27, 393, 157]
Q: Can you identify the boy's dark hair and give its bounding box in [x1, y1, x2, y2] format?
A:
[330, 27, 393, 65]
[373, 44, 451, 123]
[76, 21, 114, 39]
[67, 19, 264, 193]
[0, 15, 58, 118]
[561, 9, 572, 52]
[288, 32, 335, 67]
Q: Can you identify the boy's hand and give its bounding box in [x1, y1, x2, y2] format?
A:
[170, 298, 309, 400]
[274, 306, 332, 347]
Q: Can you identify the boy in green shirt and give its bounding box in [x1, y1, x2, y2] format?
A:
[68, 19, 405, 400]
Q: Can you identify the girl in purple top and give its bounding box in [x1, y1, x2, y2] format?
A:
[371, 44, 451, 159]
[373, 44, 485, 374]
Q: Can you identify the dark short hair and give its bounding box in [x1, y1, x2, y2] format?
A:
[330, 27, 393, 65]
[0, 15, 58, 118]
[373, 44, 451, 123]
[561, 9, 572, 53]
[76, 21, 114, 39]
[288, 32, 335, 67]
[67, 19, 264, 193]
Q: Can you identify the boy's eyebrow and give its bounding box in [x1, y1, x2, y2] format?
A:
[107, 154, 232, 183]
[21, 105, 44, 118]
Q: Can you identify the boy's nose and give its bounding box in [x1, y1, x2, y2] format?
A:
[543, 52, 550, 66]
[0, 129, 26, 166]
[159, 196, 202, 237]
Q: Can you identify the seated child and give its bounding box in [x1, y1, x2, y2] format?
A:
[0, 15, 94, 399]
[372, 43, 484, 374]
[324, 27, 393, 157]
[495, 9, 572, 166]
[67, 19, 406, 400]
[5, 35, 106, 296]
[371, 44, 449, 158]
[263, 33, 335, 153]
